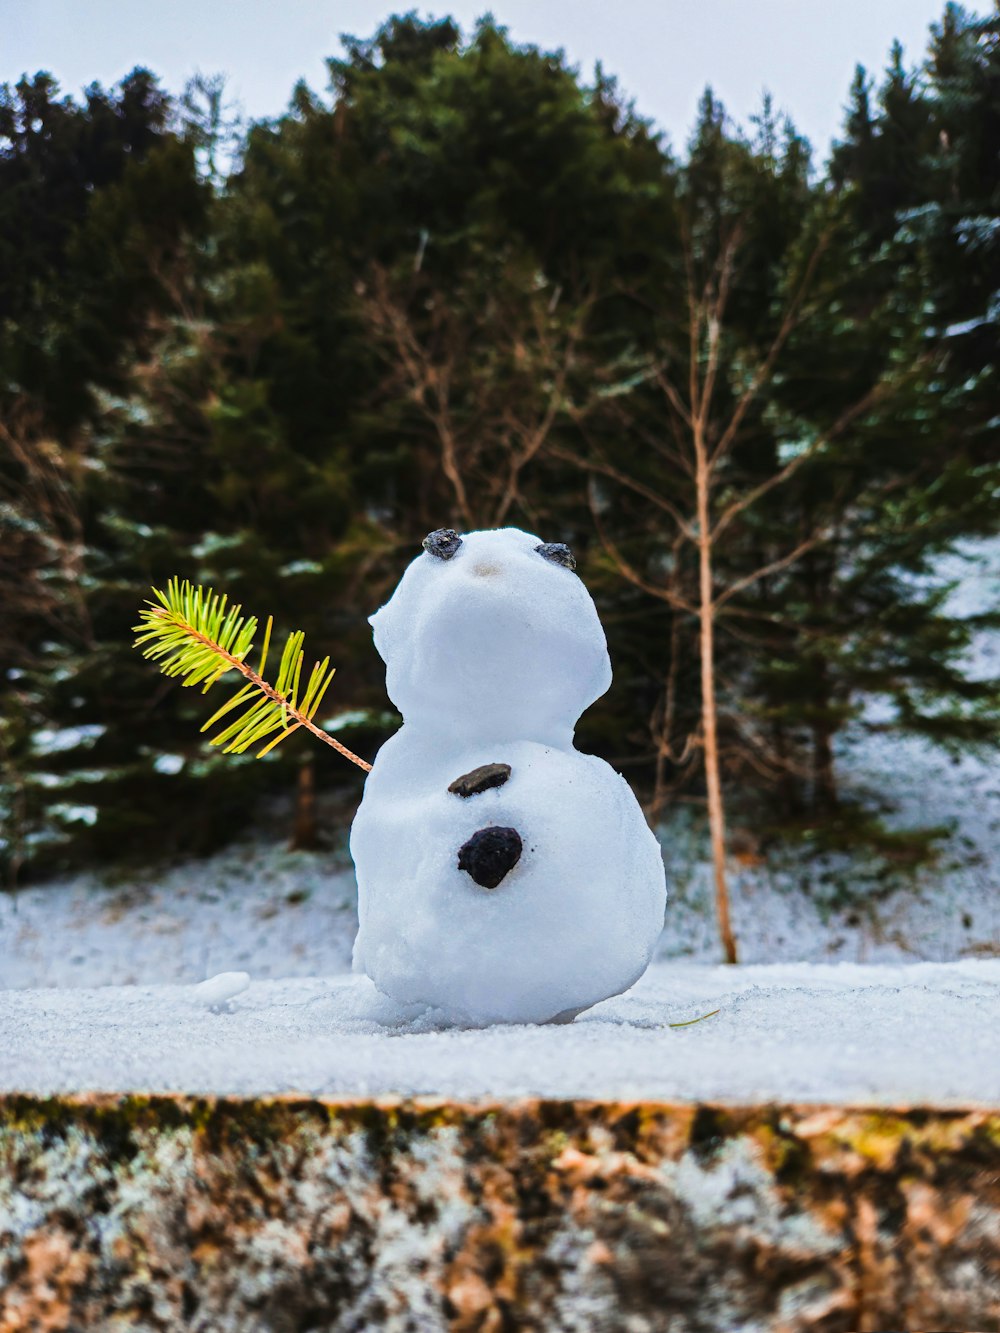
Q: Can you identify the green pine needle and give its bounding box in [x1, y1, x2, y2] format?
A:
[668, 1008, 721, 1029]
[132, 577, 368, 768]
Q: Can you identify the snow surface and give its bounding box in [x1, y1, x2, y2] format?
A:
[0, 538, 997, 1099]
[2, 961, 998, 1102]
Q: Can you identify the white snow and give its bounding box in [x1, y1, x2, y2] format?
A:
[46, 803, 99, 827]
[0, 844, 362, 991]
[30, 723, 106, 754]
[152, 753, 185, 776]
[353, 527, 665, 1023]
[191, 970, 250, 1010]
[1, 961, 997, 1102]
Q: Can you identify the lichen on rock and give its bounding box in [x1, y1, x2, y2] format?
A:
[1, 1097, 998, 1332]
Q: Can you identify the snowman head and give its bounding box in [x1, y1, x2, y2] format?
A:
[369, 526, 612, 743]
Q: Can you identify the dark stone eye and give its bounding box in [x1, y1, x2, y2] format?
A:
[422, 528, 462, 560]
[535, 542, 576, 571]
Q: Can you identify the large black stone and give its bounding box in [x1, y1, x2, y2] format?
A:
[457, 826, 523, 889]
[448, 763, 512, 799]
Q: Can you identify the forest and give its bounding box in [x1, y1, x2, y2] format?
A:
[1, 3, 998, 903]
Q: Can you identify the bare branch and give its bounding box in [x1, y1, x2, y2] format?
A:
[714, 531, 828, 610]
[492, 295, 592, 525]
[712, 372, 899, 543]
[627, 417, 695, 477]
[649, 528, 698, 806]
[680, 223, 701, 424]
[552, 442, 697, 541]
[698, 226, 742, 431]
[652, 362, 694, 429]
[586, 479, 698, 614]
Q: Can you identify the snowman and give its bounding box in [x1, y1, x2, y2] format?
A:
[349, 526, 667, 1025]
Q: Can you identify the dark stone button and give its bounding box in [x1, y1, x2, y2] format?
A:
[457, 826, 523, 889]
[448, 763, 512, 798]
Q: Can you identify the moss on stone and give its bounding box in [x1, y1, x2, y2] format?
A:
[2, 1096, 998, 1332]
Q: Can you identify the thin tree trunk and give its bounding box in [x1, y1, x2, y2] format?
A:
[0, 734, 25, 894]
[289, 758, 320, 851]
[772, 719, 803, 819]
[806, 577, 839, 816]
[696, 445, 738, 965]
[812, 714, 839, 815]
[650, 607, 682, 821]
[651, 718, 669, 824]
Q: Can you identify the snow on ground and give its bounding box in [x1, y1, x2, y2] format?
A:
[0, 539, 997, 1098]
[2, 961, 998, 1102]
[0, 843, 361, 990]
[2, 798, 997, 996]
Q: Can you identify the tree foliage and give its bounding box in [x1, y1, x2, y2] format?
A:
[1, 8, 997, 887]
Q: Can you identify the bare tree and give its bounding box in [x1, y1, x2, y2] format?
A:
[563, 223, 910, 964]
[359, 255, 593, 530]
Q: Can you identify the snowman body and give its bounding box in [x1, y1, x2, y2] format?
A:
[350, 527, 666, 1025]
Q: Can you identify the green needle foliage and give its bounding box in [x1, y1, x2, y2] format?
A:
[132, 578, 357, 763]
[4, 10, 998, 882]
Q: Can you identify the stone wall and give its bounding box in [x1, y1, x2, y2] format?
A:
[1, 1097, 998, 1331]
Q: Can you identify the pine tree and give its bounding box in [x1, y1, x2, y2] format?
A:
[746, 4, 1000, 843]
[0, 70, 208, 880]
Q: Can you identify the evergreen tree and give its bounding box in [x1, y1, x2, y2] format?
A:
[0, 70, 208, 879]
[3, 8, 997, 892]
[746, 5, 1000, 843]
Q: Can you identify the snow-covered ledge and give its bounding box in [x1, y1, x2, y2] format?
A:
[1, 1094, 998, 1332]
[2, 962, 999, 1101]
[3, 964, 1000, 1331]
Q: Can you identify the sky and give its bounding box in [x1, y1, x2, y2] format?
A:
[6, 1, 988, 164]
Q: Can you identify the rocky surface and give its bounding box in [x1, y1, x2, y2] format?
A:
[1, 1096, 998, 1332]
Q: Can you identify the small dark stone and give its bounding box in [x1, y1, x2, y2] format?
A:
[448, 763, 512, 799]
[535, 542, 576, 570]
[457, 826, 522, 889]
[422, 528, 463, 560]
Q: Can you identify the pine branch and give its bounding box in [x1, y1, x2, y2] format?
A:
[132, 577, 372, 771]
